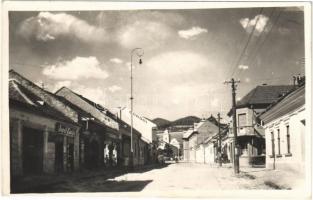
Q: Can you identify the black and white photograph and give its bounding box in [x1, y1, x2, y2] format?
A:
[1, 1, 311, 198]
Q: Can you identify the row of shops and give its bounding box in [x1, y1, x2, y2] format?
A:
[9, 70, 156, 178]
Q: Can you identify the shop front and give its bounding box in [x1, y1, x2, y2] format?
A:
[10, 107, 80, 178]
[80, 124, 105, 170]
[103, 128, 121, 168]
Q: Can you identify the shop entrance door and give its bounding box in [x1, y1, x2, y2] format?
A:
[89, 140, 99, 169]
[55, 140, 64, 173]
[22, 127, 43, 175]
[67, 143, 74, 172]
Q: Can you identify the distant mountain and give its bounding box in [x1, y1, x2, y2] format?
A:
[152, 118, 171, 127]
[153, 116, 201, 131]
[171, 116, 201, 126]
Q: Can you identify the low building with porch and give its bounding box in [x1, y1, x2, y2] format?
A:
[9, 70, 81, 178]
[55, 87, 120, 169]
[259, 84, 305, 174]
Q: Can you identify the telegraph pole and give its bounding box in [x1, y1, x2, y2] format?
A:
[217, 113, 222, 167]
[224, 78, 240, 174]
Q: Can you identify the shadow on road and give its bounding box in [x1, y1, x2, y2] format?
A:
[11, 163, 170, 193]
[20, 180, 154, 193]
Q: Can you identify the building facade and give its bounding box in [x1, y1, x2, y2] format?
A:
[55, 87, 121, 169]
[183, 118, 222, 163]
[9, 71, 81, 177]
[259, 85, 305, 174]
[226, 85, 294, 167]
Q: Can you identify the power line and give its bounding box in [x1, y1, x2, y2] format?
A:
[230, 8, 264, 78]
[246, 8, 283, 72]
[237, 8, 276, 78]
[225, 9, 255, 77]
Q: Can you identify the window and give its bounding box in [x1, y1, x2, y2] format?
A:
[277, 129, 281, 155]
[286, 125, 291, 154]
[238, 113, 247, 127]
[271, 132, 275, 157]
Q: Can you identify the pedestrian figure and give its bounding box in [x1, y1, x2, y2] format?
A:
[105, 155, 109, 168]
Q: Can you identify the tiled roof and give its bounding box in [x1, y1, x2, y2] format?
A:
[237, 85, 294, 107]
[207, 115, 227, 129]
[9, 80, 41, 105]
[9, 80, 78, 125]
[228, 85, 295, 116]
[259, 85, 305, 123]
[183, 128, 195, 139]
[54, 95, 95, 120]
[55, 87, 119, 130]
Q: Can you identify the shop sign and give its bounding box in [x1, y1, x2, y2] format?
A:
[55, 122, 76, 137]
[106, 131, 119, 140]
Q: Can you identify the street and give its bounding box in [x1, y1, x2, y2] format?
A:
[12, 162, 303, 194]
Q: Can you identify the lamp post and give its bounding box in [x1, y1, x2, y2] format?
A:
[129, 48, 144, 169]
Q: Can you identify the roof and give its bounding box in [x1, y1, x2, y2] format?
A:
[259, 84, 305, 124]
[9, 70, 80, 123]
[55, 87, 119, 130]
[183, 128, 195, 139]
[204, 126, 229, 144]
[207, 115, 227, 129]
[9, 80, 78, 125]
[228, 85, 295, 116]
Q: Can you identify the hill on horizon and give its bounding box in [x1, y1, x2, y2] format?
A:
[152, 118, 171, 128]
[152, 116, 201, 129]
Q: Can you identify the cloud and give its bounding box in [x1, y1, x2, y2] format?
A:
[108, 85, 122, 93]
[42, 56, 108, 80]
[178, 26, 208, 39]
[146, 51, 210, 75]
[240, 14, 270, 36]
[96, 11, 185, 49]
[110, 58, 123, 64]
[18, 11, 184, 49]
[18, 12, 108, 43]
[238, 65, 249, 70]
[118, 20, 172, 50]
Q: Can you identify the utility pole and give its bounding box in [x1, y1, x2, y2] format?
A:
[217, 113, 222, 167]
[224, 78, 240, 174]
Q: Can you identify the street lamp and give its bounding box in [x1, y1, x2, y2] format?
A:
[129, 48, 144, 169]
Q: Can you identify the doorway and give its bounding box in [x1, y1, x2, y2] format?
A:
[55, 138, 64, 173]
[86, 140, 99, 169]
[22, 127, 43, 175]
[67, 143, 74, 172]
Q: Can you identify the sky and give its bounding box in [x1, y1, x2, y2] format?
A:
[9, 7, 305, 121]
